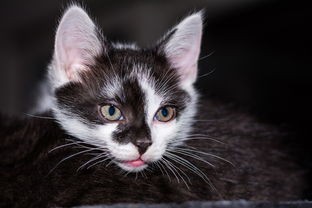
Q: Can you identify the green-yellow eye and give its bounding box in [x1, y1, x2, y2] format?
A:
[100, 105, 123, 121]
[155, 106, 176, 122]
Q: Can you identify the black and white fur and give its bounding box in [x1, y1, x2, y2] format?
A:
[0, 6, 307, 207]
[41, 6, 202, 172]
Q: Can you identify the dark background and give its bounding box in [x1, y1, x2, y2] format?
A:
[0, 0, 311, 198]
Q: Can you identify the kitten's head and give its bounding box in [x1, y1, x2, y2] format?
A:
[49, 6, 203, 172]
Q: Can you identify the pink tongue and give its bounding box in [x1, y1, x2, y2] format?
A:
[126, 159, 145, 167]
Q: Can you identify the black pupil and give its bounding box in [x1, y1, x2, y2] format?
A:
[108, 106, 116, 116]
[161, 108, 169, 117]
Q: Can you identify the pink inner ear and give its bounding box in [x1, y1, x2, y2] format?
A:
[63, 46, 87, 80]
[54, 6, 102, 82]
[60, 32, 94, 81]
[164, 12, 203, 86]
[172, 39, 201, 81]
[65, 63, 86, 81]
[167, 35, 201, 85]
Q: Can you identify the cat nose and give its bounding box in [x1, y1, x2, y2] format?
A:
[135, 138, 152, 155]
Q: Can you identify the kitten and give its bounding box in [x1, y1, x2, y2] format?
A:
[0, 5, 306, 207]
[43, 5, 201, 173]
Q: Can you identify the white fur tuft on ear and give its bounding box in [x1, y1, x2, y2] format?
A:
[161, 11, 203, 86]
[54, 5, 102, 83]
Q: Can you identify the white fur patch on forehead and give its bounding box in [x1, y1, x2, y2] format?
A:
[134, 65, 163, 124]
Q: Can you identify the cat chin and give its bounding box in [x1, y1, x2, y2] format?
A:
[115, 161, 148, 172]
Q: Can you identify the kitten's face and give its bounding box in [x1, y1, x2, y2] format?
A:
[49, 6, 202, 172]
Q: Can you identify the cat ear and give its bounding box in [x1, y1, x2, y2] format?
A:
[53, 6, 102, 82]
[158, 12, 203, 86]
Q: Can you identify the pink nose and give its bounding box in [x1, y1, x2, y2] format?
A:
[135, 139, 152, 155]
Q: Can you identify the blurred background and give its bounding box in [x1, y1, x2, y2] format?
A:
[0, 0, 311, 197]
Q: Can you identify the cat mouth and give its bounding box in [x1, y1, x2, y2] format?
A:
[123, 158, 145, 168]
[116, 158, 148, 172]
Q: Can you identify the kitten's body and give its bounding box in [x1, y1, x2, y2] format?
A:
[0, 5, 307, 207]
[0, 99, 305, 207]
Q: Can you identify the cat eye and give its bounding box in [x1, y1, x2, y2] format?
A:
[99, 105, 123, 121]
[155, 106, 176, 122]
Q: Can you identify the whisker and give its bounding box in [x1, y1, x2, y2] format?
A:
[161, 157, 181, 184]
[49, 141, 88, 153]
[167, 152, 219, 194]
[180, 136, 224, 145]
[192, 119, 220, 122]
[48, 147, 102, 175]
[154, 161, 165, 177]
[198, 51, 215, 61]
[65, 138, 103, 148]
[163, 157, 191, 189]
[157, 160, 172, 182]
[105, 160, 114, 168]
[124, 168, 135, 177]
[24, 113, 55, 120]
[198, 68, 216, 79]
[77, 152, 109, 171]
[176, 147, 234, 167]
[166, 159, 191, 184]
[86, 157, 111, 169]
[164, 152, 215, 190]
[141, 170, 147, 178]
[167, 149, 215, 168]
